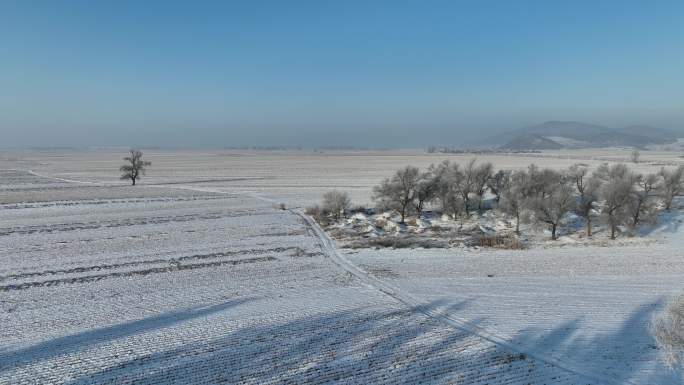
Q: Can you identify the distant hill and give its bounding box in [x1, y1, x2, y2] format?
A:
[496, 121, 681, 150]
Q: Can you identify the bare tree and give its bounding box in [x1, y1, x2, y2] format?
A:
[653, 293, 684, 372]
[413, 167, 442, 216]
[487, 169, 511, 204]
[372, 166, 420, 223]
[460, 159, 477, 214]
[434, 161, 465, 219]
[659, 166, 684, 211]
[322, 190, 351, 221]
[628, 173, 659, 228]
[596, 163, 634, 239]
[524, 164, 562, 199]
[527, 170, 575, 240]
[473, 161, 494, 212]
[120, 150, 151, 186]
[500, 170, 527, 235]
[569, 164, 601, 237]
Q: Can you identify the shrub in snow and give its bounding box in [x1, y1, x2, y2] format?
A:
[476, 235, 525, 249]
[305, 205, 322, 217]
[653, 293, 684, 371]
[322, 190, 351, 220]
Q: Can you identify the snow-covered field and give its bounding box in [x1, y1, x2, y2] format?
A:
[1, 150, 683, 384]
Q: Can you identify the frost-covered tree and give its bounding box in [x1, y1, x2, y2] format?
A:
[434, 161, 465, 219]
[413, 166, 443, 216]
[322, 190, 351, 220]
[628, 173, 659, 228]
[523, 164, 563, 199]
[653, 293, 684, 373]
[460, 159, 477, 214]
[500, 170, 527, 235]
[473, 161, 494, 212]
[373, 166, 420, 223]
[527, 170, 575, 240]
[595, 163, 635, 239]
[659, 166, 684, 211]
[569, 164, 602, 237]
[120, 149, 151, 186]
[488, 169, 511, 204]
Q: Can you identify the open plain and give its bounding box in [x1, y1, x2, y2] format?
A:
[1, 149, 683, 384]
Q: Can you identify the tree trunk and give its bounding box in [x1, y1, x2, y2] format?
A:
[633, 201, 642, 227]
[515, 213, 520, 235]
[400, 206, 406, 224]
[551, 223, 557, 240]
[610, 223, 616, 239]
[132, 177, 136, 186]
[586, 216, 592, 237]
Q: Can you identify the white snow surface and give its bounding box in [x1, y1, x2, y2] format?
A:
[0, 169, 591, 384]
[342, 199, 684, 384]
[1, 150, 684, 384]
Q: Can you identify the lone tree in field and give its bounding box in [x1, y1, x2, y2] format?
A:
[120, 150, 151, 186]
[322, 190, 351, 221]
[373, 166, 420, 223]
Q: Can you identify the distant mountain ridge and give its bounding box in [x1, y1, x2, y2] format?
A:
[497, 121, 680, 150]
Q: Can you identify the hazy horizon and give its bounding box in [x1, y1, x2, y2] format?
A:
[2, 1, 683, 148]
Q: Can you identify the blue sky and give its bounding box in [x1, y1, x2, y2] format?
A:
[1, 0, 683, 148]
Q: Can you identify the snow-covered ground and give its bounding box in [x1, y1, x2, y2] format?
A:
[344, 240, 684, 384]
[1, 150, 683, 384]
[3, 148, 681, 207]
[0, 169, 594, 384]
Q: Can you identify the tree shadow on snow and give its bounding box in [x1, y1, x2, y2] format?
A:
[508, 296, 682, 384]
[5, 296, 681, 384]
[0, 298, 252, 370]
[57, 299, 585, 385]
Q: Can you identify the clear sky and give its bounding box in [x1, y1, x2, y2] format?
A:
[1, 0, 683, 148]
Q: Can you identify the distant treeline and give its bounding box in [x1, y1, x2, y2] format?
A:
[426, 146, 541, 154]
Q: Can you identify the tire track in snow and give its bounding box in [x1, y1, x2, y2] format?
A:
[27, 170, 100, 185]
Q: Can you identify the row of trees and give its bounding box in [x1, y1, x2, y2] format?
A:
[373, 159, 684, 239]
